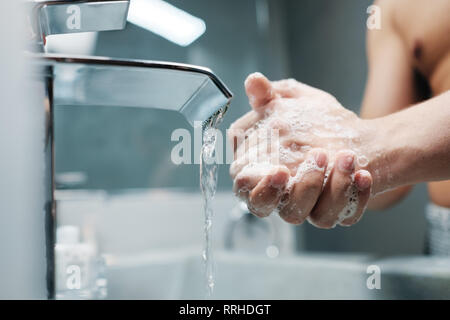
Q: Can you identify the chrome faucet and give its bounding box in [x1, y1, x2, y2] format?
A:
[26, 0, 232, 299]
[26, 0, 131, 299]
[225, 201, 295, 257]
[27, 0, 130, 50]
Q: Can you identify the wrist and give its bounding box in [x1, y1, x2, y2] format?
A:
[359, 117, 397, 195]
[362, 115, 419, 195]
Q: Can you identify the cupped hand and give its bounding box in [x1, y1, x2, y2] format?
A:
[228, 73, 375, 228]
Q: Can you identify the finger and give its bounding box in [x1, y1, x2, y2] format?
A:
[308, 150, 356, 229]
[248, 167, 290, 217]
[339, 170, 372, 226]
[230, 140, 270, 180]
[232, 162, 282, 199]
[228, 111, 263, 153]
[272, 79, 330, 99]
[245, 72, 276, 111]
[278, 149, 328, 224]
[232, 172, 259, 201]
[230, 155, 250, 180]
[234, 127, 261, 160]
[230, 125, 280, 179]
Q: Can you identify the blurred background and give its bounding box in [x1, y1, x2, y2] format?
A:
[50, 0, 427, 256]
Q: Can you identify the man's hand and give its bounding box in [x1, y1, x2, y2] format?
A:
[228, 73, 374, 228]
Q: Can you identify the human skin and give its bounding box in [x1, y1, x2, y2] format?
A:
[228, 73, 450, 228]
[361, 0, 450, 209]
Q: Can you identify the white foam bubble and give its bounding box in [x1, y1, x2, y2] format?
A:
[238, 162, 274, 179]
[287, 156, 324, 190]
[337, 184, 359, 223]
[357, 155, 369, 167]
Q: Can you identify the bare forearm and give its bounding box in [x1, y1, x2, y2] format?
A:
[366, 91, 450, 195]
[367, 185, 412, 210]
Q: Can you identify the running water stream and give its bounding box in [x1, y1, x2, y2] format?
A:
[200, 106, 227, 298]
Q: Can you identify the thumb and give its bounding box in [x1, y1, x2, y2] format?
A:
[244, 72, 276, 111]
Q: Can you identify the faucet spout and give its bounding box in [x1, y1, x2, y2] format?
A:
[33, 54, 233, 126]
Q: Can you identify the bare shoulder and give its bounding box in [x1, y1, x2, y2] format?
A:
[369, 0, 450, 81]
[365, 0, 400, 60]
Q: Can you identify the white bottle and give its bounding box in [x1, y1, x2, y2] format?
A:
[55, 225, 98, 299]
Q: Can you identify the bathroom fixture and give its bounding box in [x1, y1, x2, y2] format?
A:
[27, 0, 232, 299]
[107, 250, 450, 299]
[225, 201, 295, 257]
[33, 54, 232, 126]
[28, 0, 130, 50]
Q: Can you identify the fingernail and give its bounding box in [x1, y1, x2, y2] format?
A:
[314, 151, 328, 169]
[355, 170, 371, 191]
[337, 152, 355, 172]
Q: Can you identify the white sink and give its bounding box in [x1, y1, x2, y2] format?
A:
[105, 250, 450, 299]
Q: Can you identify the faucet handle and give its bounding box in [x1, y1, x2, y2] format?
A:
[27, 0, 130, 48]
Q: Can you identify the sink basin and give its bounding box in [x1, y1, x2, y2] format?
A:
[105, 250, 450, 299]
